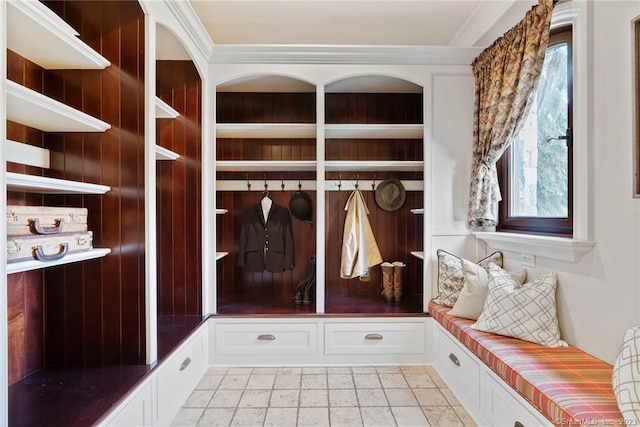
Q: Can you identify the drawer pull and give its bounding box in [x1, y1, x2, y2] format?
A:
[448, 353, 460, 367]
[514, 422, 524, 427]
[257, 334, 276, 341]
[365, 333, 383, 340]
[180, 357, 191, 372]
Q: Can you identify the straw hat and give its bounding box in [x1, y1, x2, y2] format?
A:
[374, 178, 406, 211]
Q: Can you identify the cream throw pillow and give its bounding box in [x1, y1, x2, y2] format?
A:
[433, 250, 503, 307]
[448, 262, 526, 320]
[612, 326, 640, 422]
[471, 267, 567, 347]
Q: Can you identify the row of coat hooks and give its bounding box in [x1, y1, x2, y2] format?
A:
[215, 174, 424, 192]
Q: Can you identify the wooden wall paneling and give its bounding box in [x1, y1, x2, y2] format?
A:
[217, 93, 316, 123]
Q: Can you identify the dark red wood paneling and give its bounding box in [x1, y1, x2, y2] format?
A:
[156, 61, 202, 316]
[217, 92, 316, 123]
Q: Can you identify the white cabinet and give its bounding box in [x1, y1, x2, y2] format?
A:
[156, 326, 207, 425]
[324, 321, 425, 355]
[99, 380, 153, 427]
[215, 322, 318, 356]
[484, 373, 552, 427]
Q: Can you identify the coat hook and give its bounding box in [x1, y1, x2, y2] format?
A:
[338, 174, 342, 192]
[298, 175, 302, 191]
[263, 174, 269, 197]
[355, 174, 359, 190]
[281, 174, 285, 191]
[372, 174, 376, 191]
[247, 175, 251, 191]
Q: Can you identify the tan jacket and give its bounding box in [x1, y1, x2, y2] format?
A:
[340, 190, 383, 279]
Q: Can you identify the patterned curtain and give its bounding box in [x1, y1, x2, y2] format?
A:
[467, 0, 554, 230]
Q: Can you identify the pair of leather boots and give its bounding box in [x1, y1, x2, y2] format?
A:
[380, 261, 406, 303]
[294, 256, 316, 305]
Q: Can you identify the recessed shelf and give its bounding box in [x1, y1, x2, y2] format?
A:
[155, 145, 180, 161]
[411, 208, 424, 214]
[155, 97, 180, 119]
[411, 251, 424, 260]
[216, 252, 229, 260]
[216, 160, 317, 172]
[6, 0, 110, 69]
[7, 248, 112, 274]
[6, 81, 111, 132]
[216, 209, 228, 215]
[325, 124, 423, 139]
[325, 161, 424, 172]
[6, 172, 111, 194]
[216, 123, 316, 139]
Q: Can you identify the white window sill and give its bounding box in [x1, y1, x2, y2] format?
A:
[472, 232, 595, 263]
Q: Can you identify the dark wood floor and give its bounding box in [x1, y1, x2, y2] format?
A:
[9, 315, 207, 427]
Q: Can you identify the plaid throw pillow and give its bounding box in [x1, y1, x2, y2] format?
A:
[433, 250, 503, 307]
[613, 326, 640, 422]
[471, 267, 567, 347]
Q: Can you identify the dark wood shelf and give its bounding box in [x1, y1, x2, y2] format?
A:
[217, 294, 317, 315]
[325, 294, 424, 315]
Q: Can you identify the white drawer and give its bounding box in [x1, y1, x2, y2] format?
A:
[433, 324, 481, 409]
[215, 322, 318, 356]
[484, 373, 552, 427]
[100, 381, 152, 427]
[324, 322, 425, 355]
[157, 328, 207, 425]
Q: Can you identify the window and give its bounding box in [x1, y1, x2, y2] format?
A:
[498, 27, 573, 236]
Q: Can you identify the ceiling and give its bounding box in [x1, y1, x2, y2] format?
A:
[187, 0, 537, 47]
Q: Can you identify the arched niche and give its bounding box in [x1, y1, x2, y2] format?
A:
[217, 74, 316, 93]
[325, 74, 423, 94]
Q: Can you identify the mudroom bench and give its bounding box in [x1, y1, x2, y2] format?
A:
[429, 301, 623, 426]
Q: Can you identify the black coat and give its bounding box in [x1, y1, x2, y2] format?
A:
[238, 201, 294, 273]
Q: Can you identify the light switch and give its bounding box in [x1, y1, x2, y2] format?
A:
[521, 253, 535, 267]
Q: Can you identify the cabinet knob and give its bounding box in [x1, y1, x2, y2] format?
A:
[180, 357, 191, 372]
[257, 334, 276, 341]
[448, 353, 460, 367]
[365, 333, 383, 340]
[514, 422, 525, 427]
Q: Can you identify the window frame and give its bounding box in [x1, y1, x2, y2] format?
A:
[497, 27, 573, 237]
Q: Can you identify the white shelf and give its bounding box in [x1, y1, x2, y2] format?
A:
[6, 172, 111, 194]
[216, 252, 229, 260]
[325, 161, 424, 172]
[155, 145, 180, 161]
[216, 209, 229, 215]
[216, 123, 316, 139]
[6, 0, 110, 69]
[411, 208, 424, 214]
[6, 140, 50, 168]
[155, 97, 180, 119]
[7, 248, 111, 274]
[325, 124, 423, 139]
[216, 160, 317, 172]
[6, 81, 111, 132]
[411, 251, 424, 260]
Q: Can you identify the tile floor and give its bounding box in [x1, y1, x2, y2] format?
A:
[171, 366, 476, 426]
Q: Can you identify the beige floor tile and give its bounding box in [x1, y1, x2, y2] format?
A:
[301, 374, 328, 389]
[328, 374, 354, 389]
[356, 388, 388, 407]
[327, 367, 351, 374]
[184, 390, 215, 408]
[269, 389, 300, 407]
[195, 375, 224, 390]
[384, 388, 419, 406]
[197, 408, 235, 427]
[230, 408, 266, 426]
[218, 375, 250, 390]
[413, 389, 449, 406]
[452, 405, 477, 427]
[238, 390, 271, 408]
[360, 406, 397, 427]
[245, 374, 275, 390]
[351, 367, 377, 374]
[278, 367, 302, 374]
[428, 372, 447, 388]
[375, 366, 401, 374]
[379, 373, 409, 388]
[440, 388, 461, 406]
[206, 367, 229, 376]
[404, 373, 437, 389]
[329, 389, 358, 407]
[171, 408, 204, 427]
[391, 406, 431, 427]
[298, 407, 330, 426]
[302, 367, 327, 374]
[353, 374, 382, 389]
[274, 374, 301, 389]
[400, 366, 429, 374]
[263, 407, 298, 426]
[300, 389, 329, 407]
[227, 367, 253, 375]
[251, 367, 278, 374]
[422, 406, 464, 427]
[208, 390, 243, 408]
[330, 407, 363, 427]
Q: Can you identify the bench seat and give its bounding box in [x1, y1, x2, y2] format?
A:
[429, 301, 623, 425]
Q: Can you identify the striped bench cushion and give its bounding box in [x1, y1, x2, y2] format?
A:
[429, 301, 623, 426]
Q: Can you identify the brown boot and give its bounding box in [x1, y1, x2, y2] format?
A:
[393, 261, 406, 302]
[380, 262, 394, 302]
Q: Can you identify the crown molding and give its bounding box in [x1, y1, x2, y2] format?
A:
[449, 1, 519, 47]
[164, 0, 214, 61]
[210, 44, 482, 65]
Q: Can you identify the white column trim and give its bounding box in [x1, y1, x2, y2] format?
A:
[315, 84, 326, 314]
[0, 0, 8, 423]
